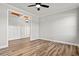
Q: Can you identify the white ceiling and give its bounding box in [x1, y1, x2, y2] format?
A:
[8, 3, 79, 17]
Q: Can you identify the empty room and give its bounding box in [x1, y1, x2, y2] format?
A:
[0, 3, 79, 56]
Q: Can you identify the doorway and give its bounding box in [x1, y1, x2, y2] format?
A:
[8, 9, 31, 47]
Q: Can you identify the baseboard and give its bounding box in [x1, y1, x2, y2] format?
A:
[39, 38, 79, 47]
[9, 37, 30, 41]
[0, 45, 8, 49]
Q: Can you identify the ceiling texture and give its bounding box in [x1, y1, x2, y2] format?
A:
[8, 3, 79, 17]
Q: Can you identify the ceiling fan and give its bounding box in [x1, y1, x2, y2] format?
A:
[28, 3, 49, 11]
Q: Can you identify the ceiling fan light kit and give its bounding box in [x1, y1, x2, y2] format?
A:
[36, 4, 40, 8]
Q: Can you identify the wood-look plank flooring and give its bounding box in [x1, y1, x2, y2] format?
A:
[0, 38, 79, 56]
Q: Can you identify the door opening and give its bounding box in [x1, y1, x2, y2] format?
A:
[8, 9, 31, 47]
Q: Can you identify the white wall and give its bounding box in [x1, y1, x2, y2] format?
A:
[40, 9, 79, 45]
[0, 4, 8, 48]
[30, 16, 39, 40]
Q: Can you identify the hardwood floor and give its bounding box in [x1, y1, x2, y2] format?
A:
[0, 38, 79, 56]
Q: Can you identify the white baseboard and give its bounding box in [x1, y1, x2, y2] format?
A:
[0, 45, 8, 49]
[39, 38, 79, 47]
[9, 37, 30, 41]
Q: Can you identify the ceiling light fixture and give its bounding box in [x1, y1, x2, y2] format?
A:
[36, 4, 40, 8]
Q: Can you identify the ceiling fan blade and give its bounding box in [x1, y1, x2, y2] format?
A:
[11, 12, 21, 16]
[40, 4, 49, 8]
[37, 8, 40, 11]
[28, 5, 35, 7]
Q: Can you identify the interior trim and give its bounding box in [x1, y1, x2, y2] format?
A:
[38, 38, 79, 47]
